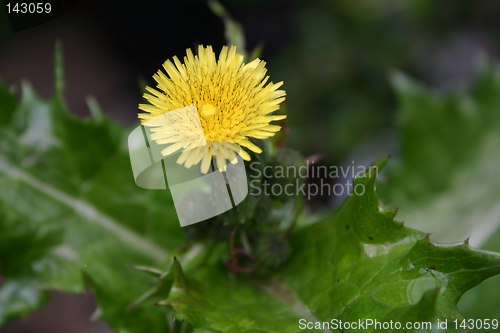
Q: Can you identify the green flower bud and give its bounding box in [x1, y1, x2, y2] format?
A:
[253, 233, 291, 270]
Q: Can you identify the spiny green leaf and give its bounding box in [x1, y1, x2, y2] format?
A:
[379, 66, 500, 320]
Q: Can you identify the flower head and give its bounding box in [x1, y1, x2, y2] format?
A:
[139, 45, 286, 173]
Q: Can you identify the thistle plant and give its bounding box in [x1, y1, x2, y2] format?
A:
[1, 3, 500, 333]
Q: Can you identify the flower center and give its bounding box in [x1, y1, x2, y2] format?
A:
[200, 102, 217, 118]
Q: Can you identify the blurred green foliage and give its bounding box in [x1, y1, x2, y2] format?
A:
[265, 0, 500, 162]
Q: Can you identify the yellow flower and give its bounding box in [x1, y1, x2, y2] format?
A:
[138, 45, 286, 173]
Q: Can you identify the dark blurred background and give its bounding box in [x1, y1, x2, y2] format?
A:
[2, 0, 500, 331]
